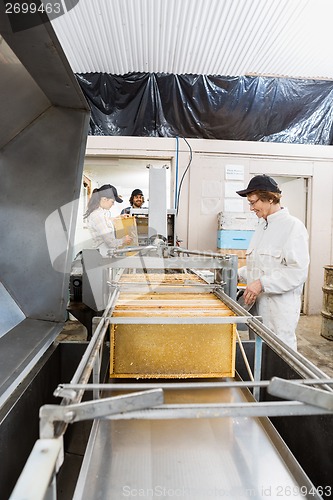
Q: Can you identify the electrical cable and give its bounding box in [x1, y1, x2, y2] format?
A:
[176, 137, 193, 215]
[174, 136, 179, 209]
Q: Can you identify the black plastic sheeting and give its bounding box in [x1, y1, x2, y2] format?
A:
[76, 73, 333, 145]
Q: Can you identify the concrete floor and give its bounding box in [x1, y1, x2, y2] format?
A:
[296, 314, 333, 377]
[59, 313, 333, 377]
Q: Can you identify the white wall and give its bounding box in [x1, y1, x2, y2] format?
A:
[81, 136, 333, 315]
[83, 157, 172, 215]
[74, 156, 172, 254]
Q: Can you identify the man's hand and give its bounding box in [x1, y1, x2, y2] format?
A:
[243, 279, 263, 305]
[123, 235, 132, 245]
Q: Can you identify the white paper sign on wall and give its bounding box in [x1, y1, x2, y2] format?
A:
[225, 164, 244, 181]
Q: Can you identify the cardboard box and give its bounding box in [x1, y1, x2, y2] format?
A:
[113, 215, 138, 247]
[217, 248, 247, 269]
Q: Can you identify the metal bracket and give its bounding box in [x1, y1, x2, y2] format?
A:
[268, 377, 333, 410]
[40, 388, 164, 439]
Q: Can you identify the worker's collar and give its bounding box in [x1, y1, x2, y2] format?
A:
[263, 206, 287, 222]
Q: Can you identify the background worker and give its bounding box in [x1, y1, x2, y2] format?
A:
[121, 188, 145, 215]
[84, 184, 132, 256]
[236, 174, 309, 350]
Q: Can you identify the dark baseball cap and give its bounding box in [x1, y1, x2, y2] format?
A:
[236, 175, 281, 197]
[98, 184, 123, 203]
[131, 188, 143, 196]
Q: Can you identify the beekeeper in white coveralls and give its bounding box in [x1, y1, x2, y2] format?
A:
[236, 174, 309, 350]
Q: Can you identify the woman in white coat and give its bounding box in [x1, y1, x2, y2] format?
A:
[237, 175, 309, 350]
[84, 184, 132, 256]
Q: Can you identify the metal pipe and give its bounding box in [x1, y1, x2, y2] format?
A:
[109, 245, 157, 255]
[51, 287, 120, 439]
[9, 438, 62, 500]
[106, 316, 252, 324]
[174, 247, 231, 259]
[55, 377, 333, 393]
[215, 289, 333, 388]
[236, 329, 254, 381]
[248, 316, 333, 389]
[214, 288, 254, 318]
[70, 286, 119, 387]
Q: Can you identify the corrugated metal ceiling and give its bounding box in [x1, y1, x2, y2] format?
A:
[52, 0, 333, 80]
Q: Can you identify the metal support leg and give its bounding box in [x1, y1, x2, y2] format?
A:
[93, 348, 101, 400]
[253, 334, 263, 401]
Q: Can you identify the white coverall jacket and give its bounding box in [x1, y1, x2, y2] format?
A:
[87, 207, 123, 256]
[239, 207, 309, 349]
